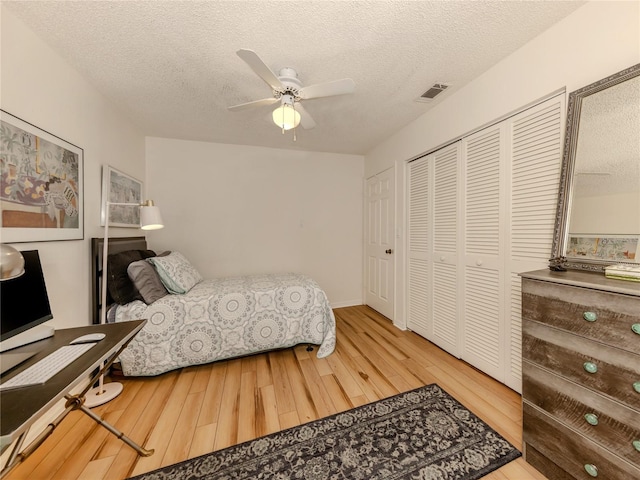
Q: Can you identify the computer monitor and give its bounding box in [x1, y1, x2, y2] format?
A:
[0, 250, 54, 372]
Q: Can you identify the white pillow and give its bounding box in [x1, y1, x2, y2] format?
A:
[148, 252, 202, 294]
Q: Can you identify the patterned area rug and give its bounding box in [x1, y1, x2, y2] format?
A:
[129, 384, 521, 480]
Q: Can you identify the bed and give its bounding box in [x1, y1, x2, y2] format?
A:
[91, 237, 336, 376]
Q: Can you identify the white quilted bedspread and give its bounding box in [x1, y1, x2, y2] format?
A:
[112, 273, 336, 376]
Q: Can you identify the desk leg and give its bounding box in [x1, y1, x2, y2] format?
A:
[0, 432, 26, 478]
[65, 396, 154, 457]
[0, 402, 75, 479]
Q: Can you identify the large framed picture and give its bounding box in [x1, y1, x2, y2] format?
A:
[101, 166, 143, 227]
[0, 110, 84, 242]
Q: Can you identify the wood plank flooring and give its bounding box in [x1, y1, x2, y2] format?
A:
[5, 306, 546, 480]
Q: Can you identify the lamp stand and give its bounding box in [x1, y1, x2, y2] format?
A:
[83, 382, 123, 407]
[84, 201, 124, 408]
[84, 199, 163, 408]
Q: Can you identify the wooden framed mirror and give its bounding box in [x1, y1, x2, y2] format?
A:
[551, 63, 640, 272]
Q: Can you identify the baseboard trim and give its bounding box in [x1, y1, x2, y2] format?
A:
[330, 300, 363, 309]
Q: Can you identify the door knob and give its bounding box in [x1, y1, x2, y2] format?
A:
[385, 249, 393, 254]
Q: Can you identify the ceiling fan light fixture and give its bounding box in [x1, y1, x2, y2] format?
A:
[272, 103, 300, 131]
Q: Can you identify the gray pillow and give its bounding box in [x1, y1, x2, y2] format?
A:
[127, 259, 169, 304]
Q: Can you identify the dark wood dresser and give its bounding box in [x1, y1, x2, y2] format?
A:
[520, 269, 640, 480]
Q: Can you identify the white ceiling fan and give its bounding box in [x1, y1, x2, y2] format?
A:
[228, 49, 355, 131]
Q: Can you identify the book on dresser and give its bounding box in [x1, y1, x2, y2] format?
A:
[520, 269, 640, 480]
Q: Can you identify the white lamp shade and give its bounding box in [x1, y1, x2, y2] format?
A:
[140, 205, 164, 230]
[0, 244, 25, 281]
[272, 104, 300, 130]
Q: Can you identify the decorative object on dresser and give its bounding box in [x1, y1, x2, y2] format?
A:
[85, 198, 163, 408]
[605, 263, 640, 282]
[521, 269, 640, 480]
[550, 63, 640, 272]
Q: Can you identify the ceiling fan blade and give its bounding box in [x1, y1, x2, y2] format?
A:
[228, 97, 279, 112]
[299, 78, 355, 100]
[296, 103, 316, 129]
[236, 49, 283, 91]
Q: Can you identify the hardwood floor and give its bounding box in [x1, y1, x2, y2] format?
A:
[5, 306, 546, 479]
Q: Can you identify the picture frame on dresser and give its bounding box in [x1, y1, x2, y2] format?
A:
[0, 110, 84, 242]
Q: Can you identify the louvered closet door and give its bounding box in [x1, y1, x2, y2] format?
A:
[404, 95, 564, 392]
[504, 96, 565, 392]
[407, 156, 431, 339]
[461, 126, 505, 380]
[430, 143, 461, 356]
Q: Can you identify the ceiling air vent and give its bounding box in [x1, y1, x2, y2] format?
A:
[415, 83, 450, 103]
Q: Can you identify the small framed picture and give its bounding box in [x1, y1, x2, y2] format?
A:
[101, 166, 143, 227]
[567, 234, 639, 263]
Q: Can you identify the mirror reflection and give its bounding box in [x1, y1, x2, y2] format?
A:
[567, 75, 640, 262]
[552, 63, 640, 271]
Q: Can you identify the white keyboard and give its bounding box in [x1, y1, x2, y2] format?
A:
[0, 343, 95, 391]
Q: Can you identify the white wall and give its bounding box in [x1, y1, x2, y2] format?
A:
[145, 137, 364, 307]
[365, 0, 640, 325]
[570, 191, 640, 235]
[1, 7, 146, 329]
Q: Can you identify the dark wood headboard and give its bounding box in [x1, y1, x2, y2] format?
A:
[91, 236, 148, 324]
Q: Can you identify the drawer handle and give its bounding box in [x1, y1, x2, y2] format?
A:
[584, 464, 598, 477]
[632, 323, 640, 335]
[584, 413, 599, 426]
[633, 440, 640, 452]
[583, 362, 598, 374]
[634, 381, 640, 393]
[583, 311, 597, 322]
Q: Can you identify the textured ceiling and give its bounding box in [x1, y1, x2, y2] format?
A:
[573, 75, 640, 197]
[4, 0, 584, 155]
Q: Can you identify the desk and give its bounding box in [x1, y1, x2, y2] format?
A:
[0, 320, 151, 476]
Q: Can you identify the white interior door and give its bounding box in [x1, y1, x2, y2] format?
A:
[365, 167, 395, 319]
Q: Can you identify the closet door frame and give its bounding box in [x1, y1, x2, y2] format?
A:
[404, 92, 566, 392]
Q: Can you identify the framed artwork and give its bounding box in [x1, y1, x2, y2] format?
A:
[101, 166, 143, 227]
[0, 110, 84, 242]
[567, 235, 639, 263]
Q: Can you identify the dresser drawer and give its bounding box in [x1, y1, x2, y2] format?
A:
[523, 361, 640, 466]
[522, 278, 640, 353]
[524, 402, 640, 480]
[523, 320, 640, 410]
